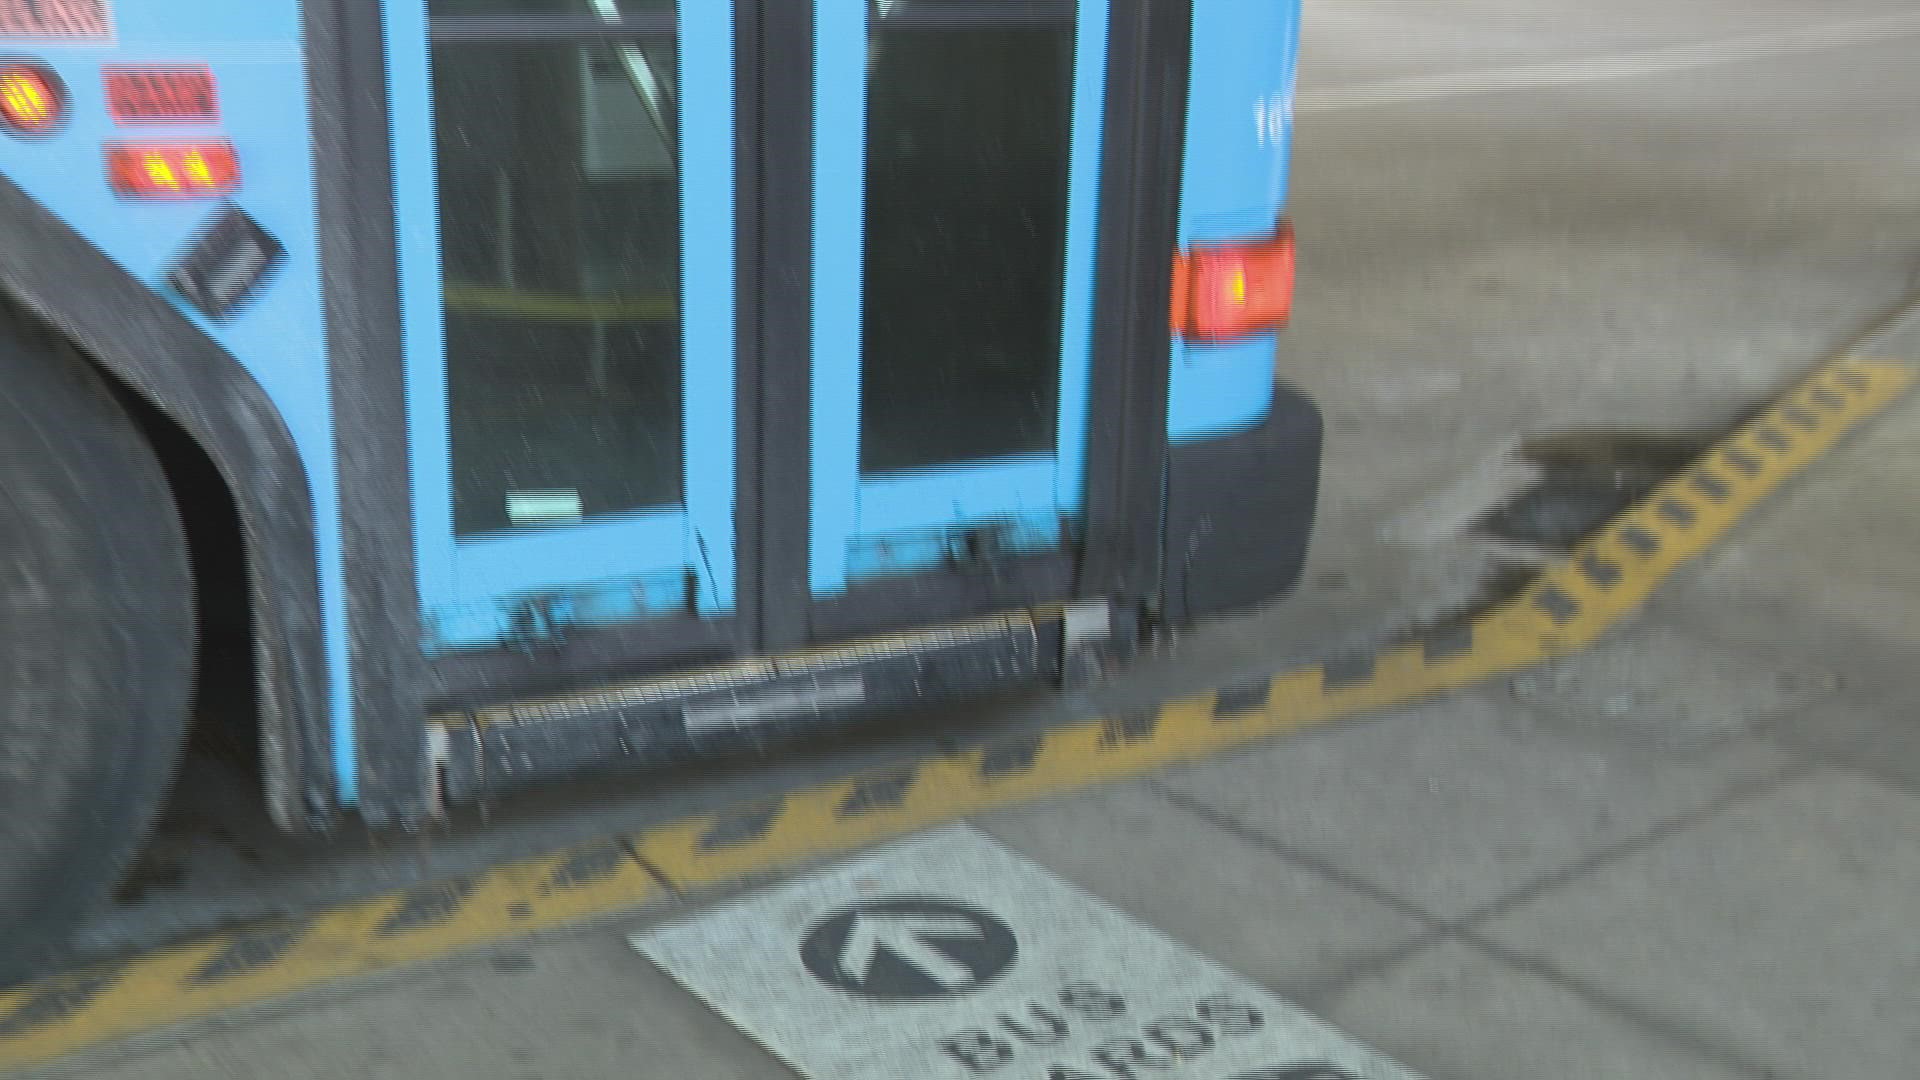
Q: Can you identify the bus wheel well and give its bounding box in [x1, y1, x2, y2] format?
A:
[106, 380, 265, 788]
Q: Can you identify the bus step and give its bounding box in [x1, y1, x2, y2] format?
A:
[427, 611, 1064, 804]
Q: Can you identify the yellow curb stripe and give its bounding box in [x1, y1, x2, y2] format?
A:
[1, 352, 1911, 1074]
[0, 846, 666, 1067]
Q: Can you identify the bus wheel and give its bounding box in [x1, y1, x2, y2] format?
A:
[0, 320, 194, 986]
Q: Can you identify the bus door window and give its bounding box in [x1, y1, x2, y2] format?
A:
[429, 0, 682, 536]
[861, 2, 1076, 474]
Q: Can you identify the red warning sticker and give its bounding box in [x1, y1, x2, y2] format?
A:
[0, 0, 111, 39]
[105, 67, 217, 123]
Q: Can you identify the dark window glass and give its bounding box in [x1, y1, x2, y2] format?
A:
[870, 0, 1076, 15]
[859, 25, 1075, 473]
[429, 0, 669, 16]
[432, 41, 683, 536]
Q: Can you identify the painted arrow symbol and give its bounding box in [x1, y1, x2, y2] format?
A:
[836, 914, 986, 989]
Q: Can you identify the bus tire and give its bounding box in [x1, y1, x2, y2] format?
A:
[0, 319, 194, 986]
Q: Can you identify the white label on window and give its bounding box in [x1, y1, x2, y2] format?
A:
[506, 489, 584, 526]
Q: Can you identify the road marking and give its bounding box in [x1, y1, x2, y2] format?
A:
[835, 915, 981, 989]
[0, 342, 1912, 1073]
[1299, 12, 1920, 112]
[634, 827, 1421, 1080]
[805, 902, 1013, 996]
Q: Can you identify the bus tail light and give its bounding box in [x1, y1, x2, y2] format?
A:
[106, 140, 239, 197]
[1171, 222, 1295, 343]
[0, 62, 66, 136]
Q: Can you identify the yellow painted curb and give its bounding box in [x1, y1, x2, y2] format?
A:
[0, 354, 1910, 1073]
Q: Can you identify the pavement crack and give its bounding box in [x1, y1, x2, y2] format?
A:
[1454, 933, 1803, 1080]
[1443, 760, 1815, 935]
[620, 837, 686, 903]
[1147, 763, 1820, 1080]
[1145, 779, 1452, 932]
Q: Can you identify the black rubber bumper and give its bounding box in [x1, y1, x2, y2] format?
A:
[1162, 380, 1323, 624]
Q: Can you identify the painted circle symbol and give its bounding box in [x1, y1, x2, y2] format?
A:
[801, 897, 1017, 1000]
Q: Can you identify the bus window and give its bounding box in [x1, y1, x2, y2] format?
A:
[430, 36, 684, 536]
[429, 0, 669, 13]
[860, 19, 1075, 474]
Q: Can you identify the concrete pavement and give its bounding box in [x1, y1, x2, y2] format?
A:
[13, 0, 1920, 1076]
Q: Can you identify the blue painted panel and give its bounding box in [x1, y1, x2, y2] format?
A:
[1177, 0, 1297, 246]
[426, 565, 694, 653]
[679, 2, 738, 614]
[1169, 335, 1277, 441]
[386, 0, 450, 681]
[390, 0, 738, 654]
[1051, 0, 1109, 514]
[812, 0, 1108, 590]
[808, 0, 866, 595]
[846, 515, 1063, 580]
[849, 457, 1062, 576]
[1168, 0, 1300, 441]
[0, 3, 354, 797]
[858, 456, 1058, 535]
[453, 509, 690, 597]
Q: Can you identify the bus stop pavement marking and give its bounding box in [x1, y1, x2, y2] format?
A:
[634, 825, 1423, 1080]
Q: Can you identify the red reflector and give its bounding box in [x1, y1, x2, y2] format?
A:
[106, 140, 239, 197]
[0, 62, 66, 136]
[105, 66, 219, 125]
[0, 2, 110, 40]
[1171, 223, 1295, 344]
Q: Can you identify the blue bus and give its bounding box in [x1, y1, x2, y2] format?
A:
[0, 0, 1316, 978]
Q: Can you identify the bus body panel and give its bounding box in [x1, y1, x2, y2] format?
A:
[1170, 0, 1299, 442]
[0, 0, 360, 808]
[1161, 0, 1317, 623]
